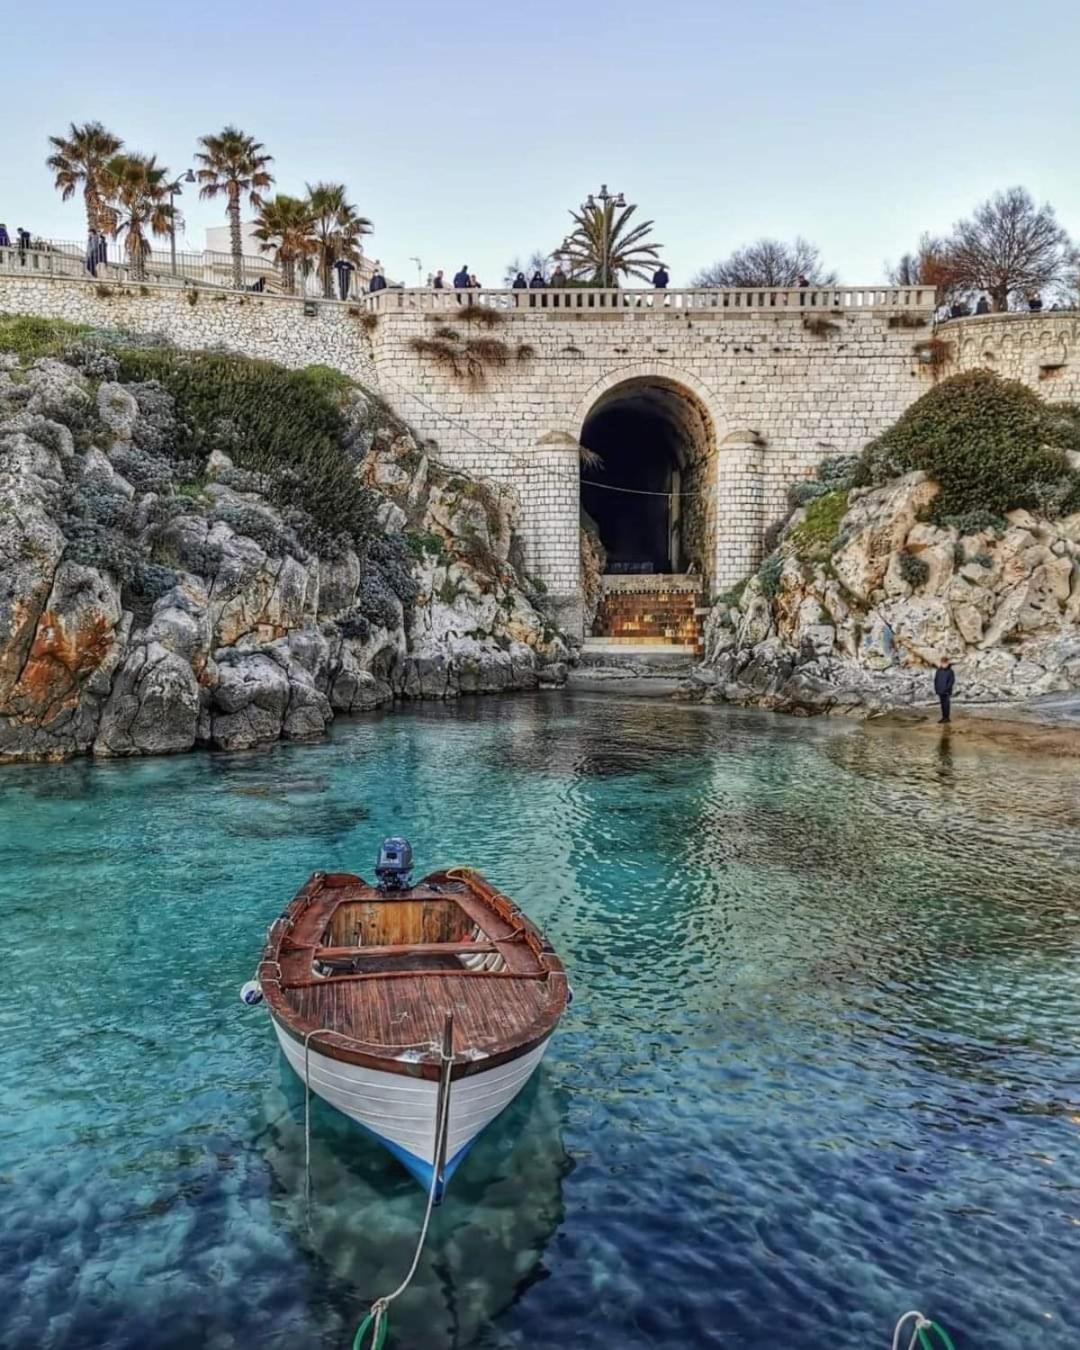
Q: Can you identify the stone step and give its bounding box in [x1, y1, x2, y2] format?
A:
[579, 641, 700, 672]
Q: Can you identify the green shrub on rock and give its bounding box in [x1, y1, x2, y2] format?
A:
[113, 349, 378, 553]
[858, 370, 1080, 520]
[937, 509, 1007, 538]
[0, 314, 91, 362]
[786, 489, 849, 561]
[759, 554, 784, 599]
[898, 551, 930, 588]
[124, 562, 179, 614]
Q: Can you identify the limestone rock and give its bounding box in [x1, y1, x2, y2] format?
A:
[96, 382, 140, 445]
[831, 473, 938, 601]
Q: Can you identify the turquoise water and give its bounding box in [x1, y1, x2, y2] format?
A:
[1, 693, 1079, 1349]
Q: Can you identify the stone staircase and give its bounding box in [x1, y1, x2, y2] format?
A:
[581, 575, 705, 673]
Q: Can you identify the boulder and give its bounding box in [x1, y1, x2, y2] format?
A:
[94, 642, 200, 756]
[96, 382, 140, 445]
[832, 473, 938, 601]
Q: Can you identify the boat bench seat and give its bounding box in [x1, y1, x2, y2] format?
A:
[315, 941, 497, 962]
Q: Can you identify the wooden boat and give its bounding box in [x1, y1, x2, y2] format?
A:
[256, 853, 568, 1199]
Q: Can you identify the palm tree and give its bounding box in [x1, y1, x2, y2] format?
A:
[253, 194, 318, 294]
[194, 126, 274, 288]
[560, 199, 662, 287]
[102, 153, 174, 281]
[306, 182, 373, 298]
[46, 120, 124, 236]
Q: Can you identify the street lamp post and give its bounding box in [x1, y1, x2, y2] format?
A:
[169, 169, 197, 277]
[583, 184, 625, 288]
[409, 256, 423, 286]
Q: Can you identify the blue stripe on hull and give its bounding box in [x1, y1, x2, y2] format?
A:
[377, 1134, 478, 1202]
[340, 1110, 479, 1202]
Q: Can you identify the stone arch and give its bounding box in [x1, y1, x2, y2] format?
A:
[573, 366, 723, 597]
[569, 362, 726, 438]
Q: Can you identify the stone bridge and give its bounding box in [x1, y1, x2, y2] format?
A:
[3, 262, 1078, 634]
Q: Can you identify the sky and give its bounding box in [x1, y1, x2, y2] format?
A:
[3, 0, 1079, 288]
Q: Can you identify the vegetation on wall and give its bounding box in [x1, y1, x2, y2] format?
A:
[408, 330, 532, 388]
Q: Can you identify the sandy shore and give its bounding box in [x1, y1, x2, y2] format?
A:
[867, 694, 1080, 758]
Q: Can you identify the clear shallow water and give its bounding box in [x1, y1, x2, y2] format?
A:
[1, 693, 1079, 1350]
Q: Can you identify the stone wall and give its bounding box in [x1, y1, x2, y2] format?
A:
[370, 304, 937, 616]
[15, 275, 1078, 634]
[938, 311, 1080, 401]
[0, 273, 379, 387]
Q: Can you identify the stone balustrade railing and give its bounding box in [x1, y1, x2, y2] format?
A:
[0, 253, 938, 316]
[365, 284, 937, 315]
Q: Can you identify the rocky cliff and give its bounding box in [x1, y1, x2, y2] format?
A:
[685, 372, 1080, 715]
[0, 328, 567, 761]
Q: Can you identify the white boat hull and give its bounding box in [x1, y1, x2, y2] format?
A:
[273, 1021, 550, 1189]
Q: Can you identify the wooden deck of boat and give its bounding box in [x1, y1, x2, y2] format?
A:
[260, 871, 567, 1076]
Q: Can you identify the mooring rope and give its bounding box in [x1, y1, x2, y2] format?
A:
[351, 1036, 456, 1349]
[892, 1311, 957, 1350]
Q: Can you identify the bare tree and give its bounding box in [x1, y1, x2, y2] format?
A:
[503, 250, 550, 286]
[945, 187, 1073, 311]
[693, 237, 836, 288]
[886, 233, 965, 304]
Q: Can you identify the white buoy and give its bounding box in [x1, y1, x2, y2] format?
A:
[240, 980, 264, 1006]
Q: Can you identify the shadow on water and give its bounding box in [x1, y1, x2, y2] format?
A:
[259, 1062, 573, 1349]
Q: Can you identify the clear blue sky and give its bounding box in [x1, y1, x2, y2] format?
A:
[3, 0, 1079, 286]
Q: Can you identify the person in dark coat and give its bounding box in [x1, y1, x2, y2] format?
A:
[17, 227, 30, 262]
[529, 270, 545, 288]
[334, 257, 355, 300]
[934, 658, 955, 724]
[975, 294, 990, 315]
[96, 232, 108, 268]
[453, 266, 471, 289]
[86, 230, 99, 277]
[652, 264, 669, 289]
[433, 270, 445, 289]
[1028, 292, 1043, 312]
[511, 272, 527, 289]
[550, 264, 567, 287]
[0, 224, 10, 248]
[368, 263, 387, 292]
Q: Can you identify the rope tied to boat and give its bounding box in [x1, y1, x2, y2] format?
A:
[892, 1311, 957, 1350]
[351, 1024, 455, 1348]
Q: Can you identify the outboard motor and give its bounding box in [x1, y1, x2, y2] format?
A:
[375, 836, 414, 892]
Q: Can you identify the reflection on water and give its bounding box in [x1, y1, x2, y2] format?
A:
[1, 692, 1079, 1349]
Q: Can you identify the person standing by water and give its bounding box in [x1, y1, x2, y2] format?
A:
[934, 658, 955, 724]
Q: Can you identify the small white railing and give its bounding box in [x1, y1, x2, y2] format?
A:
[0, 241, 371, 300]
[365, 284, 938, 315]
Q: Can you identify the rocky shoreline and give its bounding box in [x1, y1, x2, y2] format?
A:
[680, 469, 1080, 718]
[0, 343, 568, 762]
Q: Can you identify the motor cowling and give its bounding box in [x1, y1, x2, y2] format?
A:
[375, 836, 413, 891]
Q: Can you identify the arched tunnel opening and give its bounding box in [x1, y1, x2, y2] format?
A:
[580, 380, 714, 577]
